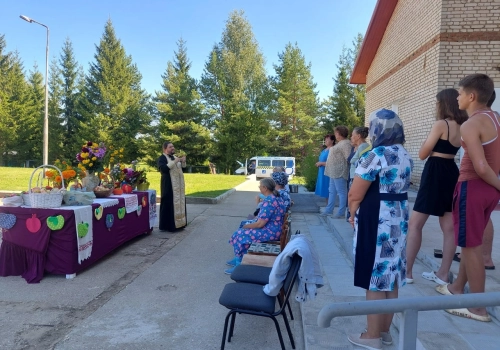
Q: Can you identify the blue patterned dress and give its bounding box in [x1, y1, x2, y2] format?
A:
[353, 145, 413, 291]
[277, 189, 291, 212]
[229, 194, 285, 257]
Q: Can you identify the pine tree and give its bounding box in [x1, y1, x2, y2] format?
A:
[48, 58, 65, 160]
[57, 38, 86, 162]
[1, 52, 31, 166]
[322, 44, 362, 133]
[271, 42, 320, 160]
[200, 10, 271, 173]
[155, 38, 210, 166]
[17, 64, 45, 163]
[83, 20, 152, 163]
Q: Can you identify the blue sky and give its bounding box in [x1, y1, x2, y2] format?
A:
[2, 0, 376, 100]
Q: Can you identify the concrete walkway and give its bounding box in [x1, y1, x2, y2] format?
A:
[1, 177, 500, 349]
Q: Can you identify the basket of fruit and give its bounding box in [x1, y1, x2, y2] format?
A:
[94, 185, 114, 198]
[28, 165, 66, 208]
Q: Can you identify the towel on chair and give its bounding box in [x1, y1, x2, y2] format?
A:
[263, 235, 324, 302]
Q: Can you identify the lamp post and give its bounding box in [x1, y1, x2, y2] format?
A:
[20, 15, 49, 166]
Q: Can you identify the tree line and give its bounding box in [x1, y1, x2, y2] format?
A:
[0, 10, 365, 174]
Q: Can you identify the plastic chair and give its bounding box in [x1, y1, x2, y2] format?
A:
[218, 254, 302, 350]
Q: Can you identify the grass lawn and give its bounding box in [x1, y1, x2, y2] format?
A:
[0, 167, 247, 198]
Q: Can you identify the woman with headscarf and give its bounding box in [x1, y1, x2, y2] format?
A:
[347, 109, 413, 350]
[272, 171, 291, 211]
[226, 178, 286, 275]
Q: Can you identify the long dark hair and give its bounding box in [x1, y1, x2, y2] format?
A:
[436, 89, 468, 125]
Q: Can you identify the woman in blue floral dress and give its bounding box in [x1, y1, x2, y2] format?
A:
[272, 171, 291, 212]
[225, 178, 285, 274]
[347, 108, 413, 349]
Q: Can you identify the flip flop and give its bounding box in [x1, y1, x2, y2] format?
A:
[422, 271, 448, 285]
[453, 253, 461, 262]
[445, 308, 491, 322]
[406, 277, 414, 284]
[485, 265, 496, 270]
[435, 284, 453, 295]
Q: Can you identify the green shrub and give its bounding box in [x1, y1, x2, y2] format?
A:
[298, 153, 318, 192]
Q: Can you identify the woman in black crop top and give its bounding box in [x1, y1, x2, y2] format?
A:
[406, 89, 468, 285]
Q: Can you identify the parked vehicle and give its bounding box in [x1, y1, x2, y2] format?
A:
[234, 161, 246, 175]
[234, 157, 296, 178]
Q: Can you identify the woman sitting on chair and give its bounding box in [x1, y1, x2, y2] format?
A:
[272, 171, 291, 212]
[226, 178, 286, 275]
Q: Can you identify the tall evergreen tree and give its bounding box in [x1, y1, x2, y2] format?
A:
[200, 10, 271, 173]
[322, 42, 362, 133]
[350, 34, 366, 122]
[48, 58, 65, 160]
[155, 38, 210, 165]
[16, 64, 45, 163]
[56, 38, 86, 162]
[82, 20, 152, 163]
[271, 42, 320, 160]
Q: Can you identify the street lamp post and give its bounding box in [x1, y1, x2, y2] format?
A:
[20, 15, 49, 166]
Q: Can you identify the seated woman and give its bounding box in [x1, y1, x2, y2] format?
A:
[226, 178, 286, 274]
[272, 171, 291, 212]
[273, 166, 290, 192]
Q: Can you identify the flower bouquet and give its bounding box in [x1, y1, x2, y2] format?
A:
[76, 141, 107, 191]
[122, 161, 144, 189]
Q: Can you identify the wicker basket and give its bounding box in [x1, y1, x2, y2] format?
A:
[22, 193, 31, 206]
[28, 165, 66, 208]
[94, 188, 114, 198]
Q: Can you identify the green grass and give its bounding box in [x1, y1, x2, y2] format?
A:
[0, 167, 247, 198]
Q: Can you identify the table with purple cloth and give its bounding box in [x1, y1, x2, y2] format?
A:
[0, 191, 155, 283]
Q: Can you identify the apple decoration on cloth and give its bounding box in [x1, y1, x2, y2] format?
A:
[77, 222, 89, 238]
[0, 213, 16, 230]
[137, 205, 142, 216]
[94, 205, 103, 220]
[117, 207, 126, 219]
[46, 215, 65, 231]
[121, 184, 133, 194]
[142, 196, 147, 207]
[26, 214, 41, 233]
[106, 214, 114, 231]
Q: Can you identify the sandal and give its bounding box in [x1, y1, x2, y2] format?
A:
[422, 271, 448, 285]
[453, 253, 461, 262]
[445, 308, 491, 322]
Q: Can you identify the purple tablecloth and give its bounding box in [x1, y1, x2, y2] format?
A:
[0, 191, 152, 283]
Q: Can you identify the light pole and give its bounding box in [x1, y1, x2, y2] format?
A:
[20, 15, 49, 166]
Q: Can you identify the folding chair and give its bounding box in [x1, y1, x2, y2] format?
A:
[218, 254, 302, 350]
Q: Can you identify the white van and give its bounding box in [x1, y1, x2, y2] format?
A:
[248, 156, 295, 179]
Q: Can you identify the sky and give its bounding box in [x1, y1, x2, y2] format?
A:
[1, 0, 377, 100]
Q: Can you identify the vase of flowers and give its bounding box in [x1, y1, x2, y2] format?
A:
[121, 160, 144, 190]
[76, 141, 107, 191]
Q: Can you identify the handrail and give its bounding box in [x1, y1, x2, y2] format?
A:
[317, 292, 500, 350]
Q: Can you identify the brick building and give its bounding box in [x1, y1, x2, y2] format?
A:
[351, 0, 500, 186]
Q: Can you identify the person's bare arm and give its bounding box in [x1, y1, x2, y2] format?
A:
[461, 120, 500, 191]
[419, 121, 444, 160]
[348, 176, 372, 226]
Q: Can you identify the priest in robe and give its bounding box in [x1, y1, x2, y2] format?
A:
[158, 141, 187, 231]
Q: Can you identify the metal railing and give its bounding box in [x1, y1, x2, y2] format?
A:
[317, 292, 500, 350]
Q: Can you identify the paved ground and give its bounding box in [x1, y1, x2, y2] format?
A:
[1, 177, 500, 349]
